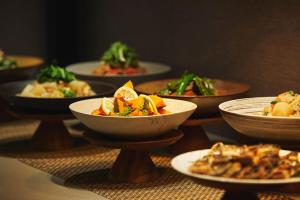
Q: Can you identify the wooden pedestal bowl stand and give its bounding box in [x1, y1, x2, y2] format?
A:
[84, 130, 183, 184]
[6, 107, 80, 151]
[170, 115, 224, 155]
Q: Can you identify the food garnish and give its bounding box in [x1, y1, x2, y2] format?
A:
[190, 142, 300, 179]
[0, 50, 18, 70]
[93, 41, 145, 75]
[92, 81, 169, 116]
[19, 65, 95, 98]
[37, 64, 76, 83]
[159, 72, 215, 96]
[263, 91, 300, 117]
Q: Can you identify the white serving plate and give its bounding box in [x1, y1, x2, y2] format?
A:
[171, 149, 300, 185]
[66, 61, 171, 86]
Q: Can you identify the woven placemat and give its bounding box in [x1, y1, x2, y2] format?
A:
[0, 119, 295, 200]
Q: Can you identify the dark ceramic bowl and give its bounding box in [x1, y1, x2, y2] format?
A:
[0, 80, 116, 113]
[0, 55, 44, 84]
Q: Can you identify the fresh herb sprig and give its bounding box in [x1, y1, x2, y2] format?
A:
[101, 41, 139, 69]
[37, 65, 76, 83]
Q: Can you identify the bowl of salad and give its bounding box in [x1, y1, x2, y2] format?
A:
[219, 91, 300, 141]
[135, 72, 250, 116]
[0, 65, 115, 113]
[0, 50, 44, 83]
[66, 41, 171, 86]
[70, 81, 197, 138]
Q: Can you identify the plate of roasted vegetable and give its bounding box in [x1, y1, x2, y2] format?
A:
[172, 142, 300, 190]
[70, 81, 197, 138]
[219, 91, 300, 141]
[0, 65, 115, 112]
[0, 50, 44, 83]
[135, 72, 250, 116]
[66, 42, 171, 86]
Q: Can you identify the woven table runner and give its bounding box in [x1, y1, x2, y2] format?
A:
[0, 119, 295, 200]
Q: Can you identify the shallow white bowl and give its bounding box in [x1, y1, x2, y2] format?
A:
[219, 97, 300, 141]
[171, 149, 300, 185]
[66, 61, 171, 86]
[69, 98, 197, 139]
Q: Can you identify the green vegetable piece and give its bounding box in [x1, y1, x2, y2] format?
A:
[37, 65, 76, 83]
[158, 88, 172, 95]
[101, 41, 139, 69]
[121, 106, 132, 116]
[270, 100, 279, 105]
[158, 71, 215, 96]
[60, 88, 76, 98]
[289, 90, 296, 96]
[193, 76, 215, 96]
[142, 109, 149, 116]
[176, 73, 195, 95]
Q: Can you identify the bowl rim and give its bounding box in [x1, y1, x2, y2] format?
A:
[219, 97, 300, 120]
[3, 55, 44, 69]
[69, 97, 197, 119]
[66, 60, 171, 78]
[135, 78, 250, 98]
[171, 149, 300, 185]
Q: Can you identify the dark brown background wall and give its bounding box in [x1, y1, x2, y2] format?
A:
[0, 0, 299, 96]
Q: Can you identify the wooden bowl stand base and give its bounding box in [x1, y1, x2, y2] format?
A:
[31, 119, 74, 151]
[84, 130, 183, 184]
[170, 116, 224, 155]
[6, 107, 80, 151]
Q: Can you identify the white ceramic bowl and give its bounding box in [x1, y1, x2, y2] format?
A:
[69, 98, 197, 139]
[171, 149, 300, 185]
[219, 97, 300, 141]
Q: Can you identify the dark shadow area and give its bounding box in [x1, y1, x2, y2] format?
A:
[0, 136, 90, 158]
[61, 167, 181, 189]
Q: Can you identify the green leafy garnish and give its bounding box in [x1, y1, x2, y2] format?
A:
[37, 65, 76, 83]
[60, 88, 76, 97]
[101, 41, 139, 69]
[271, 100, 279, 105]
[0, 50, 18, 69]
[289, 90, 296, 96]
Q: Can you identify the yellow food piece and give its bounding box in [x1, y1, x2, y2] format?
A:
[91, 109, 100, 116]
[101, 97, 114, 115]
[272, 102, 294, 116]
[123, 80, 134, 89]
[128, 96, 144, 110]
[113, 86, 138, 101]
[117, 98, 126, 114]
[149, 95, 166, 108]
[139, 94, 158, 114]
